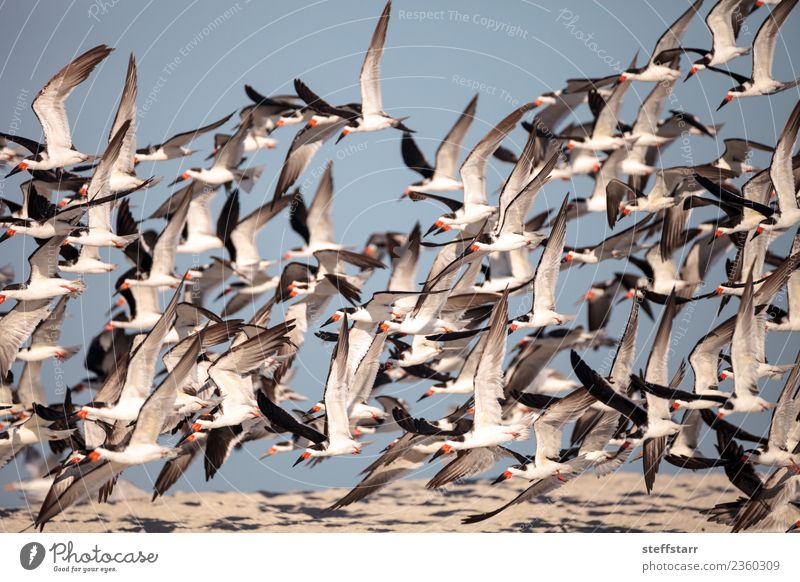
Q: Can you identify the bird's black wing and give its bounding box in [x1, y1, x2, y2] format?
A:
[256, 391, 326, 444]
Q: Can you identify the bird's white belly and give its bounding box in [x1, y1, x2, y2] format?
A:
[424, 177, 462, 192]
[360, 116, 393, 131]
[60, 258, 116, 274]
[178, 234, 223, 254]
[198, 168, 234, 185]
[110, 172, 143, 193]
[16, 346, 62, 362]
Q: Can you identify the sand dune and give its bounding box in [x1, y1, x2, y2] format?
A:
[1, 472, 770, 533]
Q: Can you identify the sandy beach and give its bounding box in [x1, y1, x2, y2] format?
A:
[1, 472, 754, 533]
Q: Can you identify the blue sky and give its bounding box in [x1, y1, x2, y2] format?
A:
[0, 0, 798, 505]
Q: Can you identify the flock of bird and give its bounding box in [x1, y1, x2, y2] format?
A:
[0, 0, 799, 532]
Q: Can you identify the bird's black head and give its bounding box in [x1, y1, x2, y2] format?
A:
[4, 156, 33, 178]
[685, 56, 710, 80]
[321, 307, 354, 327]
[717, 88, 743, 111]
